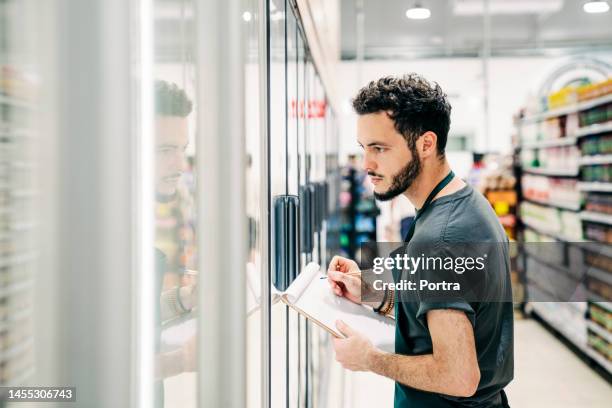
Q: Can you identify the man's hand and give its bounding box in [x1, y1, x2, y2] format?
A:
[332, 320, 376, 372]
[179, 283, 197, 311]
[327, 256, 362, 304]
[366, 309, 481, 398]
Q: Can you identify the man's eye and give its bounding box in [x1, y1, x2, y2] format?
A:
[375, 147, 386, 153]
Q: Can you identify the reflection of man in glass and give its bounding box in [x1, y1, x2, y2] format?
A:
[153, 80, 198, 407]
[155, 80, 197, 290]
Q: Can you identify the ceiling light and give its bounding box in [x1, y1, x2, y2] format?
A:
[453, 0, 563, 16]
[583, 1, 610, 13]
[406, 3, 431, 20]
[242, 11, 252, 22]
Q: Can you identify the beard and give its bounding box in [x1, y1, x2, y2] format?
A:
[372, 149, 421, 202]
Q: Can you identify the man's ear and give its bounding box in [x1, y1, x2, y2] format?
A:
[420, 131, 438, 159]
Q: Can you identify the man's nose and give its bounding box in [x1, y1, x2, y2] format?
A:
[171, 150, 186, 171]
[362, 152, 377, 173]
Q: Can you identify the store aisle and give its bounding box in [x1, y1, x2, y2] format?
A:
[341, 318, 612, 408]
[506, 318, 611, 408]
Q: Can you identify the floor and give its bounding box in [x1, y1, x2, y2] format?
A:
[340, 318, 612, 408]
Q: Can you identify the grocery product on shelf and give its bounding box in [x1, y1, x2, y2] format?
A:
[582, 164, 612, 183]
[579, 102, 612, 128]
[577, 78, 612, 102]
[586, 301, 612, 363]
[515, 72, 612, 375]
[521, 174, 581, 209]
[338, 160, 379, 258]
[520, 201, 583, 241]
[583, 221, 612, 244]
[581, 132, 612, 156]
[520, 144, 580, 174]
[473, 154, 518, 239]
[585, 193, 612, 215]
[0, 31, 38, 388]
[588, 303, 612, 331]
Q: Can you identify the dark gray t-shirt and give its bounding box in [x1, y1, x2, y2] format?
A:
[394, 184, 514, 408]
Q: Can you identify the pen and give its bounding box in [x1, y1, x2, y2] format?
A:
[320, 271, 361, 279]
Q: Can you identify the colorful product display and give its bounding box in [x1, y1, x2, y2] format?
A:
[579, 102, 612, 128]
[585, 193, 612, 215]
[583, 221, 612, 244]
[581, 132, 612, 156]
[519, 201, 583, 241]
[520, 145, 580, 173]
[581, 164, 612, 183]
[521, 174, 581, 209]
[338, 164, 379, 258]
[517, 75, 612, 374]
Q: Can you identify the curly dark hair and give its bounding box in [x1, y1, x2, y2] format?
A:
[352, 74, 451, 158]
[155, 80, 193, 117]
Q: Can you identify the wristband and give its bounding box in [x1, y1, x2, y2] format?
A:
[176, 285, 192, 314]
[373, 288, 388, 313]
[380, 290, 395, 315]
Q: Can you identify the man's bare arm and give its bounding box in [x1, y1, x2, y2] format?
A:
[366, 309, 480, 397]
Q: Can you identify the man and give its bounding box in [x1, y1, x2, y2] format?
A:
[153, 80, 198, 407]
[155, 80, 197, 290]
[154, 79, 197, 323]
[327, 74, 513, 407]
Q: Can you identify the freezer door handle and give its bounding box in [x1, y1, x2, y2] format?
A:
[273, 195, 300, 290]
[299, 186, 314, 254]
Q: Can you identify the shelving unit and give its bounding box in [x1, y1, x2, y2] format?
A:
[575, 122, 612, 138]
[520, 92, 612, 124]
[522, 137, 577, 149]
[337, 165, 379, 259]
[515, 75, 612, 375]
[579, 155, 612, 166]
[522, 166, 580, 177]
[524, 197, 581, 212]
[581, 211, 612, 226]
[578, 182, 612, 192]
[0, 0, 38, 387]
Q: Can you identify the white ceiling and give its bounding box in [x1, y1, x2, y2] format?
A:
[341, 0, 612, 59]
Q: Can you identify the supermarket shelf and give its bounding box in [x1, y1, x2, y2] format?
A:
[0, 338, 34, 363]
[0, 94, 34, 110]
[522, 167, 579, 177]
[531, 302, 612, 374]
[587, 266, 612, 287]
[0, 279, 34, 298]
[575, 241, 612, 261]
[0, 251, 39, 268]
[583, 346, 612, 376]
[0, 129, 36, 139]
[587, 320, 612, 344]
[521, 219, 583, 242]
[581, 211, 612, 226]
[523, 197, 581, 211]
[530, 302, 586, 347]
[586, 289, 612, 304]
[0, 306, 31, 332]
[525, 248, 576, 277]
[520, 93, 612, 124]
[578, 182, 612, 192]
[590, 300, 612, 313]
[521, 137, 577, 149]
[579, 155, 612, 166]
[575, 122, 612, 139]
